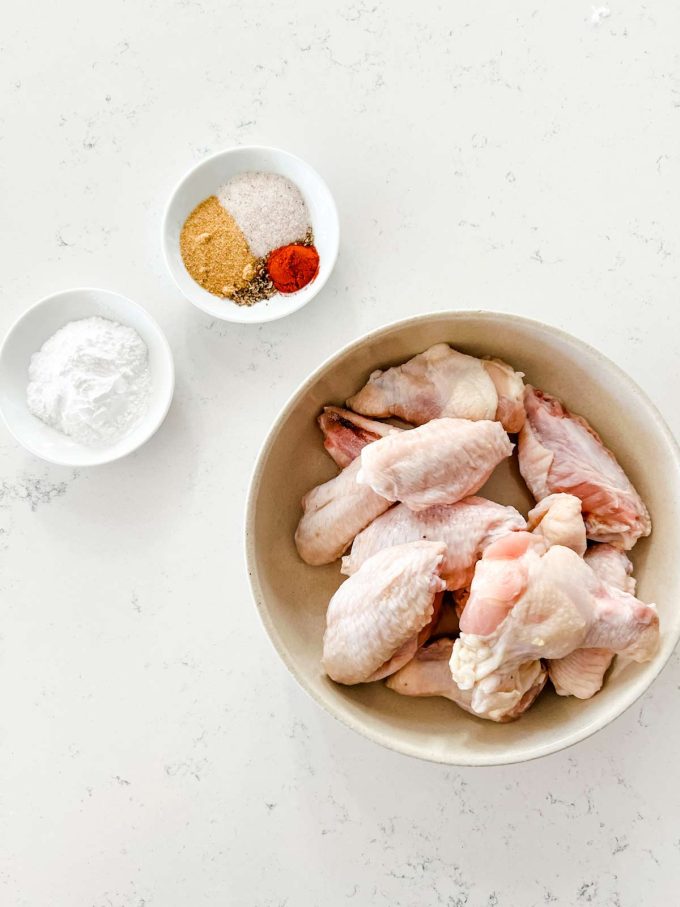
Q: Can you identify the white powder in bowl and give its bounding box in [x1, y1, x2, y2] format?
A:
[217, 171, 311, 258]
[26, 316, 152, 447]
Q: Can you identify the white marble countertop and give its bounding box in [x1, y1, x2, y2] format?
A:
[2, 2, 679, 904]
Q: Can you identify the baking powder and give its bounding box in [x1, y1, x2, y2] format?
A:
[27, 316, 152, 447]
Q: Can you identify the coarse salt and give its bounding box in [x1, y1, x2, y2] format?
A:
[217, 171, 311, 259]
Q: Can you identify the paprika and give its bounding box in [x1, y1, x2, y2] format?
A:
[267, 243, 320, 294]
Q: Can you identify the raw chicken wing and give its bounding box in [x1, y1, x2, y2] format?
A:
[519, 386, 651, 549]
[386, 638, 546, 722]
[322, 541, 446, 684]
[295, 458, 391, 566]
[451, 534, 658, 717]
[318, 406, 399, 469]
[357, 418, 513, 511]
[342, 496, 526, 589]
[548, 544, 636, 698]
[346, 344, 526, 432]
[347, 344, 497, 425]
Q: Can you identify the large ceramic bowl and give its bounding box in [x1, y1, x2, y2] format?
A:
[245, 312, 680, 765]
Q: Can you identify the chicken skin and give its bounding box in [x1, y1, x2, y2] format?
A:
[322, 541, 446, 685]
[527, 493, 587, 556]
[346, 343, 525, 432]
[295, 458, 392, 566]
[342, 496, 525, 590]
[368, 591, 444, 681]
[482, 357, 526, 433]
[548, 544, 637, 698]
[584, 543, 636, 594]
[357, 418, 513, 511]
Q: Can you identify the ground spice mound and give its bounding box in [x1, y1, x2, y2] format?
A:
[267, 243, 320, 293]
[180, 196, 255, 298]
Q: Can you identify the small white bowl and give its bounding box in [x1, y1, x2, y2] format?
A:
[0, 288, 175, 467]
[162, 146, 339, 324]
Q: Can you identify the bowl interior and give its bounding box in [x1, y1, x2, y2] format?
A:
[0, 288, 174, 466]
[163, 147, 339, 324]
[246, 311, 680, 765]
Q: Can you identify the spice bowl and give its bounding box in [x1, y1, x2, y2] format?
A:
[0, 288, 175, 467]
[162, 146, 339, 324]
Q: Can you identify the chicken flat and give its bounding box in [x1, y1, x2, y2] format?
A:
[368, 591, 444, 681]
[357, 418, 513, 511]
[341, 496, 525, 589]
[322, 541, 446, 684]
[347, 343, 496, 425]
[346, 343, 525, 432]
